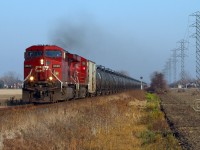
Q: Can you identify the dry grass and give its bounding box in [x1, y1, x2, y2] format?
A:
[0, 89, 22, 99]
[0, 90, 179, 149]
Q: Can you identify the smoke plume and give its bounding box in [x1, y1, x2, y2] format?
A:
[49, 16, 105, 57]
[48, 14, 141, 78]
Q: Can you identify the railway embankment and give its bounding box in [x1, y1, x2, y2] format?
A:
[0, 90, 180, 149]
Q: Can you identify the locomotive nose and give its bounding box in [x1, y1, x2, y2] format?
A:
[40, 58, 44, 65]
[34, 58, 50, 81]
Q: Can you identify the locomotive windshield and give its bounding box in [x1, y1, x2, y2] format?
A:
[45, 50, 62, 58]
[27, 51, 43, 58]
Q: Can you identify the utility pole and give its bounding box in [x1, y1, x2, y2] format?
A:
[177, 39, 188, 86]
[171, 49, 178, 84]
[190, 11, 200, 86]
[140, 76, 143, 90]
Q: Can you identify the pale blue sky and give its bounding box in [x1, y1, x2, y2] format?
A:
[0, 1, 199, 82]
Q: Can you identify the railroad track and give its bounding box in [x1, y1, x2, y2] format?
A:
[0, 101, 64, 111]
[0, 95, 95, 111]
[0, 90, 140, 113]
[0, 98, 58, 111]
[0, 103, 34, 111]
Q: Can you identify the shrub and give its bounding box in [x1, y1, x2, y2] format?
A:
[150, 72, 168, 93]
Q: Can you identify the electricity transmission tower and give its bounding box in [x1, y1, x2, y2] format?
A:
[162, 64, 168, 81]
[168, 58, 172, 84]
[163, 59, 172, 84]
[171, 49, 178, 84]
[190, 11, 200, 86]
[177, 39, 188, 86]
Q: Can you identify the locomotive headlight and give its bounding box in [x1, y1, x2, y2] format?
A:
[49, 76, 53, 81]
[30, 76, 34, 81]
[40, 59, 44, 65]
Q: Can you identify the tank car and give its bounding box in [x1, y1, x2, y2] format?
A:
[96, 66, 141, 95]
[22, 45, 143, 103]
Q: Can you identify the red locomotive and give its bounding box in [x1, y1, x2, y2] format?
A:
[22, 45, 142, 103]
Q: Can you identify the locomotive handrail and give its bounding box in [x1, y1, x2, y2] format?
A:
[23, 69, 33, 82]
[71, 75, 79, 84]
[70, 71, 80, 91]
[50, 69, 63, 91]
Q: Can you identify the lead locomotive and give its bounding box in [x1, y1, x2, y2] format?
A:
[22, 45, 142, 103]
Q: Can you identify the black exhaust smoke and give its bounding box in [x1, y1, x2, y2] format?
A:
[49, 16, 105, 57]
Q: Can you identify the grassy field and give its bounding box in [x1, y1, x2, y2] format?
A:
[0, 90, 180, 149]
[0, 89, 22, 99]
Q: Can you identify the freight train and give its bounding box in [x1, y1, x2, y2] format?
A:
[22, 45, 144, 103]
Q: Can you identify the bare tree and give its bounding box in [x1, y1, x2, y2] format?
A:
[0, 71, 22, 88]
[150, 72, 168, 93]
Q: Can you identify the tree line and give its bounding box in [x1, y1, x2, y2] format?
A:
[0, 71, 22, 88]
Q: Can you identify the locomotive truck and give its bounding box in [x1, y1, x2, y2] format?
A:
[22, 45, 143, 103]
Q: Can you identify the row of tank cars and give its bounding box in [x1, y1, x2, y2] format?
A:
[22, 45, 146, 103]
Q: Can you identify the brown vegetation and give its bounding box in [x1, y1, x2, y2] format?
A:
[0, 90, 179, 149]
[0, 89, 22, 106]
[148, 72, 168, 93]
